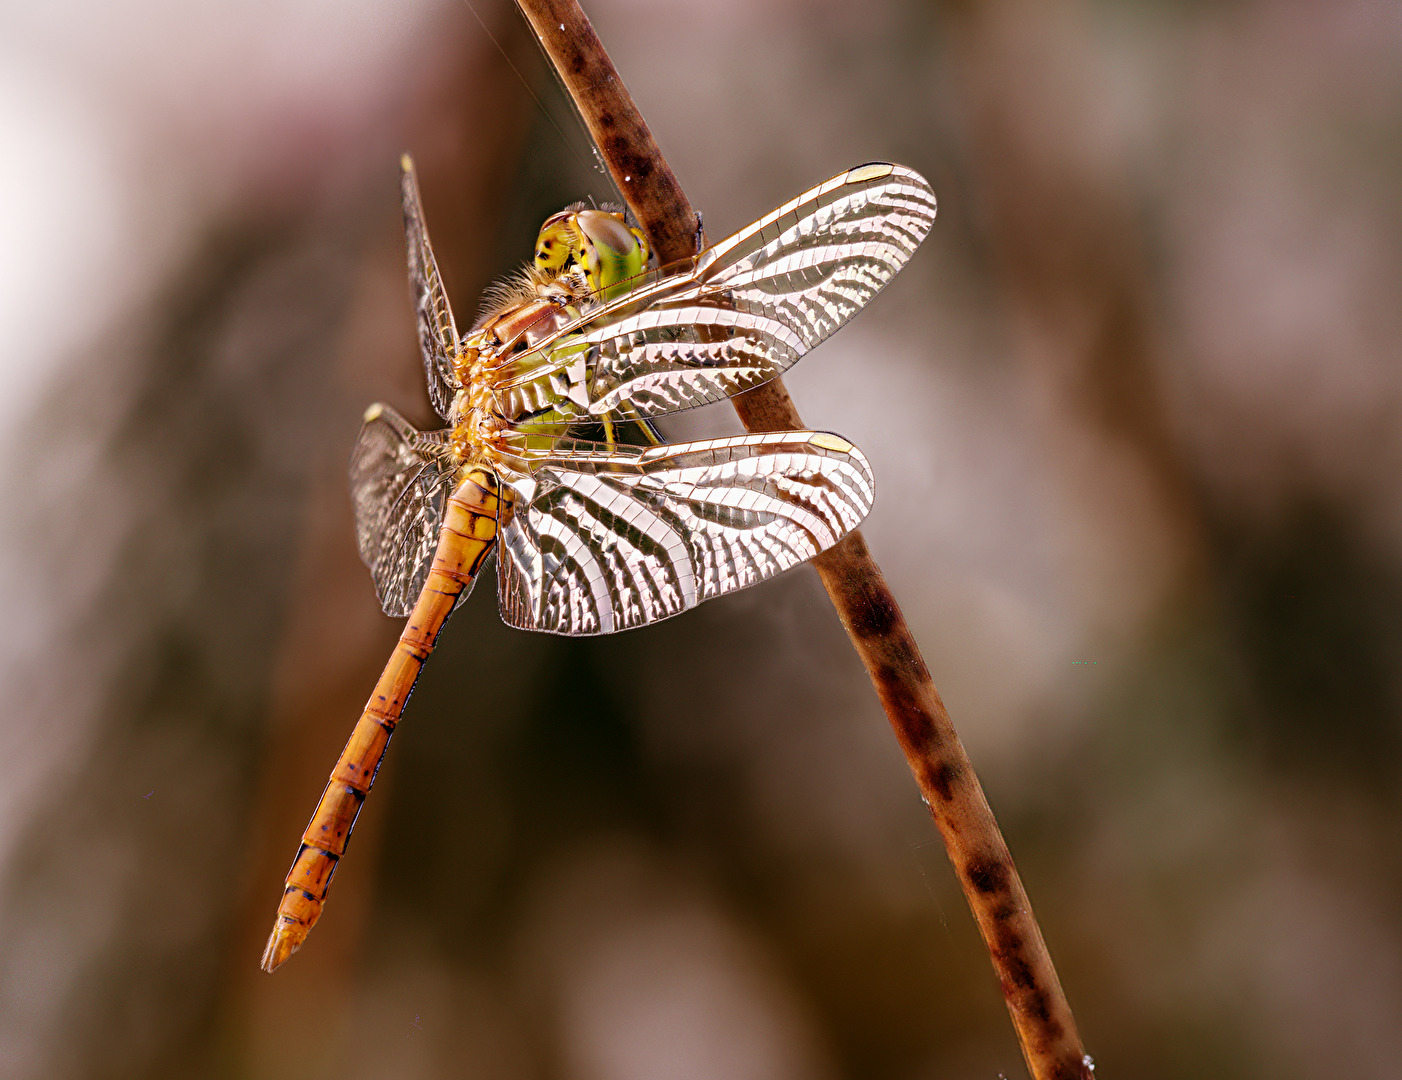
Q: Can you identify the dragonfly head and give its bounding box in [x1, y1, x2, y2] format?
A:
[533, 208, 649, 301]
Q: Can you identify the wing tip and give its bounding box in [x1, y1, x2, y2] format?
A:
[846, 161, 937, 213]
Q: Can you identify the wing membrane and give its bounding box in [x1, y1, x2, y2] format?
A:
[490, 163, 936, 423]
[349, 403, 470, 617]
[495, 431, 874, 635]
[402, 155, 460, 421]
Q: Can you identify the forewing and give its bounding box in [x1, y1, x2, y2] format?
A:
[495, 431, 874, 636]
[490, 163, 936, 423]
[402, 155, 460, 420]
[349, 403, 469, 617]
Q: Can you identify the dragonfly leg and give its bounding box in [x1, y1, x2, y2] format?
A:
[616, 401, 663, 446]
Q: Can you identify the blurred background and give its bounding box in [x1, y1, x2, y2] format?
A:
[2, 0, 1400, 1077]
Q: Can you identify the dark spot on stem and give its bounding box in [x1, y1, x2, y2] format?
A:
[1002, 950, 1035, 991]
[924, 760, 959, 801]
[965, 855, 1010, 895]
[847, 588, 897, 638]
[879, 632, 928, 678]
[878, 667, 940, 752]
[990, 919, 1039, 1000]
[1050, 1063, 1084, 1080]
[1025, 989, 1054, 1026]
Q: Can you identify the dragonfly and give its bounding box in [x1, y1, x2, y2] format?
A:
[261, 156, 937, 972]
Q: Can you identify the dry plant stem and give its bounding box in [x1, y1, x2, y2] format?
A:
[515, 1, 1091, 1077]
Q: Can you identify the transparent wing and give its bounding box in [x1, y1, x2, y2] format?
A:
[402, 155, 460, 421]
[489, 163, 936, 424]
[495, 431, 874, 636]
[349, 402, 471, 617]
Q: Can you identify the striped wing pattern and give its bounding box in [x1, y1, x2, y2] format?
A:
[491, 164, 937, 423]
[495, 432, 874, 635]
[402, 157, 460, 421]
[349, 403, 471, 617]
[363, 162, 933, 630]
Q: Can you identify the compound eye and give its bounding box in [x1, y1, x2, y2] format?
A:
[574, 210, 636, 260]
[534, 211, 579, 272]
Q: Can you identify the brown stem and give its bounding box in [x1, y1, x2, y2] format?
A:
[514, 1, 1092, 1076]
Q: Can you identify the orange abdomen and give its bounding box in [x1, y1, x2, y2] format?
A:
[261, 468, 499, 973]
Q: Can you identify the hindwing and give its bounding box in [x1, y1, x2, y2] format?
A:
[349, 403, 472, 617]
[495, 431, 874, 635]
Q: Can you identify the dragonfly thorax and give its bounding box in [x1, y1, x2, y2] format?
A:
[456, 206, 650, 431]
[448, 381, 505, 465]
[479, 296, 575, 351]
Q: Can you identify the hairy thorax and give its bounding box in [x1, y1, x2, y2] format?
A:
[450, 288, 585, 466]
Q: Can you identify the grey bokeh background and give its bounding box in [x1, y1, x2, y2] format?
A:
[2, 1, 1400, 1077]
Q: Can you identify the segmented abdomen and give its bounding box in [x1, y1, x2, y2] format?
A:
[261, 468, 499, 972]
